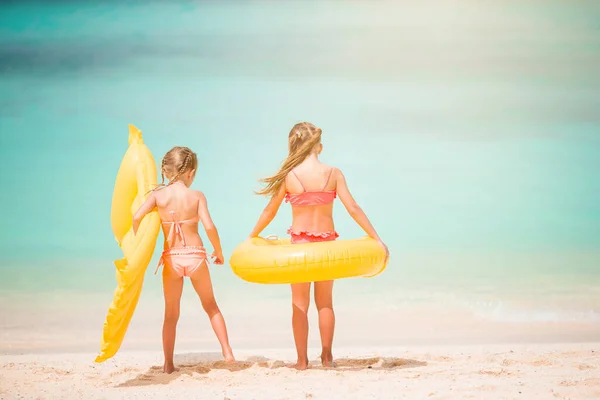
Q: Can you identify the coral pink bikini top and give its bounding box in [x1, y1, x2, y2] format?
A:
[285, 169, 337, 207]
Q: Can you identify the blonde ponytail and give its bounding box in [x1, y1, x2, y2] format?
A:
[256, 122, 322, 196]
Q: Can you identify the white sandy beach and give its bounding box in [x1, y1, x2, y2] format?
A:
[2, 0, 600, 399]
[1, 343, 599, 400]
[3, 288, 600, 399]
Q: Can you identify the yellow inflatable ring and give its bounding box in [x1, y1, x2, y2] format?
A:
[96, 124, 161, 363]
[229, 236, 388, 284]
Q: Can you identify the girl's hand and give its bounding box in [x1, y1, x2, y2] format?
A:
[211, 250, 224, 265]
[378, 240, 389, 262]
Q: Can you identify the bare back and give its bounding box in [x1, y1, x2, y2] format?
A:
[153, 182, 204, 248]
[285, 159, 338, 234]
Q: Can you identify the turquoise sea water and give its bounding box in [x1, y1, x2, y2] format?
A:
[1, 1, 599, 353]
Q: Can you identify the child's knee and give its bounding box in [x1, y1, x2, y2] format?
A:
[202, 299, 219, 316]
[292, 299, 310, 314]
[164, 307, 180, 324]
[315, 297, 333, 311]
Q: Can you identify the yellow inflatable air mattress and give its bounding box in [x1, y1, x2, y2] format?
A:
[230, 236, 388, 284]
[95, 125, 161, 363]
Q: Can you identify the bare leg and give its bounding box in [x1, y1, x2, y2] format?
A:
[190, 262, 235, 362]
[291, 282, 311, 370]
[162, 266, 184, 373]
[314, 280, 335, 367]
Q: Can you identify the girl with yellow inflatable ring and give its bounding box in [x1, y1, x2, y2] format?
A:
[248, 122, 389, 370]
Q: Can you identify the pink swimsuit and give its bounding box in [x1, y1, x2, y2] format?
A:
[285, 169, 339, 244]
[155, 211, 208, 278]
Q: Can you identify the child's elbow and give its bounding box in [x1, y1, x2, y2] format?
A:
[263, 207, 277, 219]
[347, 203, 362, 217]
[131, 219, 140, 235]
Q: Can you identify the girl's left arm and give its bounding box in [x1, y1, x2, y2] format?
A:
[132, 192, 157, 235]
[249, 183, 286, 238]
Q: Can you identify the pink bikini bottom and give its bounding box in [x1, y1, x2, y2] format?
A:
[155, 246, 207, 278]
[287, 229, 339, 244]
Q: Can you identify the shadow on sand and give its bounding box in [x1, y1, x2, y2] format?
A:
[116, 352, 427, 387]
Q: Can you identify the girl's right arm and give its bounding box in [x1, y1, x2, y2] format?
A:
[335, 168, 389, 258]
[248, 183, 287, 238]
[132, 192, 157, 235]
[196, 191, 224, 265]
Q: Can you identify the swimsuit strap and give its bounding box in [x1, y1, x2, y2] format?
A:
[167, 211, 186, 247]
[322, 168, 334, 191]
[164, 211, 200, 247]
[290, 168, 335, 194]
[291, 170, 306, 192]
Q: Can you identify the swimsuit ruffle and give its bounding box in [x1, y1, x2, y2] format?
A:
[161, 246, 206, 256]
[156, 246, 207, 275]
[286, 228, 340, 239]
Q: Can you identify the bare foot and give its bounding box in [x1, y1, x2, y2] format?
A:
[291, 362, 308, 371]
[321, 352, 335, 368]
[163, 363, 175, 374]
[222, 348, 235, 363]
[288, 360, 309, 370]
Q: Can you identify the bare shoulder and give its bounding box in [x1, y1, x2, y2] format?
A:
[150, 186, 166, 201]
[284, 170, 297, 188]
[192, 190, 207, 202]
[329, 166, 344, 180]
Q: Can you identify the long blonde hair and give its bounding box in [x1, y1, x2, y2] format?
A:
[156, 146, 198, 190]
[256, 122, 322, 196]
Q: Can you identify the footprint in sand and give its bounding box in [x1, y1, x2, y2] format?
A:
[582, 377, 600, 387]
[577, 364, 595, 370]
[382, 358, 427, 369]
[335, 358, 381, 368]
[559, 380, 578, 387]
[479, 369, 513, 377]
[177, 364, 211, 374]
[210, 361, 253, 372]
[529, 359, 553, 367]
[269, 361, 286, 369]
[432, 356, 454, 362]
